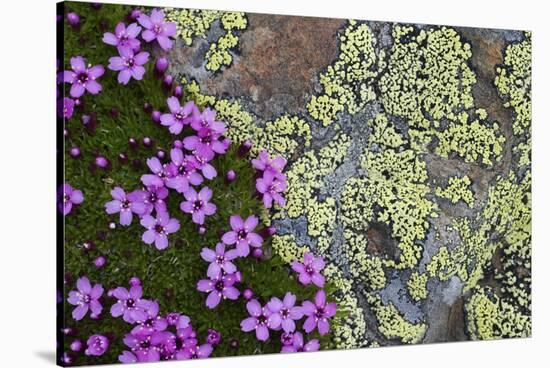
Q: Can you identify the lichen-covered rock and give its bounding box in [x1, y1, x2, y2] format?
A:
[167, 9, 531, 349]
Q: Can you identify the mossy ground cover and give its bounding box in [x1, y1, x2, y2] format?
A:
[60, 3, 335, 365]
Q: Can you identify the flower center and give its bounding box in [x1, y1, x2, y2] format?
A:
[139, 339, 151, 349]
[121, 199, 130, 209]
[77, 72, 88, 84]
[215, 255, 225, 265]
[125, 298, 135, 308]
[125, 58, 135, 67]
[82, 294, 91, 304]
[315, 307, 325, 319]
[305, 265, 314, 275]
[215, 280, 224, 292]
[149, 193, 157, 202]
[64, 194, 71, 203]
[281, 308, 290, 318]
[193, 200, 203, 211]
[153, 24, 162, 34]
[257, 315, 267, 325]
[237, 229, 247, 240]
[154, 224, 164, 234]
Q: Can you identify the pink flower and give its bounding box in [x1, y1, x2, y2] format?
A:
[302, 290, 336, 335]
[141, 157, 173, 188]
[240, 299, 272, 341]
[266, 292, 304, 332]
[59, 183, 83, 215]
[165, 148, 203, 193]
[140, 211, 180, 250]
[251, 150, 287, 176]
[197, 273, 240, 309]
[280, 331, 319, 353]
[63, 56, 104, 98]
[291, 251, 326, 287]
[200, 243, 239, 279]
[67, 277, 103, 320]
[160, 98, 198, 135]
[108, 47, 150, 85]
[105, 187, 146, 226]
[256, 170, 287, 208]
[221, 215, 263, 257]
[103, 22, 142, 50]
[180, 187, 217, 225]
[137, 9, 177, 50]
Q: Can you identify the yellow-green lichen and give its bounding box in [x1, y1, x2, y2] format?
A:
[342, 229, 387, 290]
[360, 147, 438, 269]
[465, 287, 531, 340]
[407, 272, 428, 301]
[279, 134, 351, 243]
[435, 110, 505, 166]
[205, 12, 248, 72]
[254, 115, 312, 158]
[367, 294, 427, 344]
[307, 21, 383, 126]
[435, 175, 475, 207]
[164, 8, 220, 46]
[270, 234, 307, 264]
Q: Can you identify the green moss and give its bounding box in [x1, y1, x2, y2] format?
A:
[407, 272, 428, 301]
[307, 21, 383, 126]
[435, 175, 475, 207]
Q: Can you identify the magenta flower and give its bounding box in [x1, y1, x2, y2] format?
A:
[191, 152, 217, 180]
[267, 292, 304, 332]
[105, 187, 146, 226]
[67, 276, 104, 320]
[240, 299, 272, 341]
[280, 332, 320, 353]
[129, 186, 168, 216]
[141, 157, 173, 188]
[206, 329, 221, 345]
[121, 334, 159, 362]
[137, 9, 177, 50]
[160, 98, 198, 135]
[166, 312, 190, 329]
[200, 243, 239, 279]
[131, 300, 168, 336]
[221, 215, 263, 257]
[85, 335, 109, 356]
[291, 251, 326, 287]
[165, 148, 203, 193]
[103, 22, 142, 50]
[175, 343, 213, 360]
[110, 284, 146, 323]
[197, 273, 240, 309]
[59, 183, 83, 215]
[57, 97, 74, 119]
[180, 187, 217, 225]
[190, 108, 226, 134]
[302, 290, 336, 335]
[256, 170, 287, 208]
[108, 47, 150, 85]
[63, 56, 104, 98]
[252, 150, 287, 175]
[140, 211, 180, 250]
[183, 128, 228, 159]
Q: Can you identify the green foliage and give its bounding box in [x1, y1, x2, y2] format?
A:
[61, 3, 334, 365]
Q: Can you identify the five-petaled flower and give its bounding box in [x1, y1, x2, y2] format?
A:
[256, 170, 287, 208]
[103, 22, 142, 50]
[137, 9, 177, 50]
[110, 284, 146, 323]
[108, 47, 150, 85]
[141, 157, 173, 188]
[105, 186, 146, 226]
[63, 56, 104, 98]
[59, 183, 84, 215]
[165, 148, 203, 193]
[251, 150, 287, 177]
[200, 243, 239, 279]
[302, 290, 336, 335]
[196, 273, 240, 309]
[140, 211, 180, 250]
[160, 98, 198, 135]
[267, 292, 304, 333]
[221, 215, 263, 257]
[291, 251, 326, 287]
[280, 331, 319, 353]
[67, 276, 104, 320]
[240, 299, 272, 341]
[180, 186, 217, 225]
